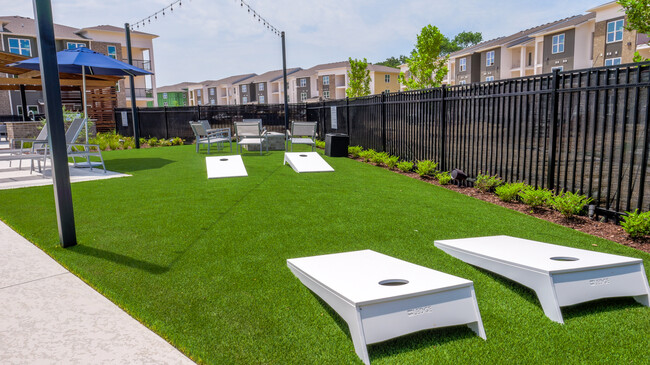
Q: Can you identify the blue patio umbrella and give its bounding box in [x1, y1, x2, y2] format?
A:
[8, 47, 153, 141]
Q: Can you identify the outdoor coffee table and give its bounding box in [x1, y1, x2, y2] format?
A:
[435, 235, 650, 324]
[287, 250, 486, 364]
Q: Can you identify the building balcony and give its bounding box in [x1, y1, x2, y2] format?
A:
[122, 59, 152, 71]
[125, 88, 154, 99]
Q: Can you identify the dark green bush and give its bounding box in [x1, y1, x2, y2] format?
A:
[435, 171, 452, 185]
[359, 149, 376, 163]
[549, 191, 592, 218]
[495, 182, 527, 202]
[475, 174, 503, 192]
[384, 155, 399, 170]
[415, 160, 438, 177]
[621, 209, 650, 239]
[397, 161, 414, 172]
[518, 187, 553, 209]
[372, 152, 388, 166]
[348, 146, 363, 158]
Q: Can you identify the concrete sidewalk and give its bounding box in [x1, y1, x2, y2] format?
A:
[0, 220, 195, 364]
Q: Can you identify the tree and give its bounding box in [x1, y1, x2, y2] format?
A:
[346, 57, 371, 98]
[398, 25, 449, 90]
[440, 31, 483, 55]
[618, 0, 650, 61]
[376, 55, 408, 68]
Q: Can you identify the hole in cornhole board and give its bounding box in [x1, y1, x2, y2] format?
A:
[206, 155, 248, 179]
[379, 279, 409, 286]
[550, 256, 579, 261]
[284, 152, 334, 173]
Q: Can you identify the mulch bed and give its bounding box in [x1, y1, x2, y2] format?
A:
[349, 156, 650, 254]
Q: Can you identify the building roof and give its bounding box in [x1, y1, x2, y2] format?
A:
[587, 1, 619, 13]
[527, 13, 595, 37]
[78, 25, 158, 38]
[156, 82, 194, 93]
[235, 68, 301, 84]
[0, 15, 88, 40]
[310, 60, 400, 73]
[204, 73, 256, 87]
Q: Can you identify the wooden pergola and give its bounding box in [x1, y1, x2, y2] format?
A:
[0, 51, 121, 131]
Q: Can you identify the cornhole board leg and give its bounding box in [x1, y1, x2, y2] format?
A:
[206, 155, 247, 179]
[283, 152, 334, 173]
[435, 236, 650, 324]
[287, 250, 485, 365]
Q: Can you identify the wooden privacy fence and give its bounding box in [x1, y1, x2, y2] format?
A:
[308, 62, 650, 216]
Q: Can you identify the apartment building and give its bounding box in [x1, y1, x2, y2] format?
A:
[316, 61, 400, 100]
[445, 1, 649, 85]
[157, 82, 191, 107]
[186, 74, 256, 106]
[233, 68, 300, 105]
[0, 16, 158, 115]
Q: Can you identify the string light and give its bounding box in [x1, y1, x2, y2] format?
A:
[236, 0, 282, 37]
[130, 0, 185, 31]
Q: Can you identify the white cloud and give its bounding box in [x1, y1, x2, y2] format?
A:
[3, 0, 599, 86]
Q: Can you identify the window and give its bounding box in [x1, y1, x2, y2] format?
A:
[300, 78, 307, 87]
[384, 74, 390, 83]
[552, 34, 565, 54]
[242, 96, 248, 103]
[209, 88, 215, 96]
[607, 19, 624, 43]
[259, 83, 264, 91]
[115, 82, 120, 92]
[551, 66, 564, 72]
[459, 58, 466, 72]
[17, 105, 39, 115]
[163, 102, 168, 106]
[67, 42, 85, 49]
[300, 91, 307, 102]
[259, 95, 265, 103]
[8, 38, 31, 56]
[242, 85, 247, 92]
[528, 53, 532, 66]
[459, 80, 467, 85]
[385, 89, 390, 94]
[197, 89, 201, 96]
[605, 57, 622, 66]
[486, 51, 495, 67]
[485, 76, 494, 82]
[210, 99, 216, 105]
[107, 45, 117, 59]
[323, 76, 330, 85]
[163, 92, 168, 99]
[323, 91, 330, 99]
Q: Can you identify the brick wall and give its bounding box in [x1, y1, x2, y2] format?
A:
[6, 122, 42, 147]
[0, 90, 12, 115]
[90, 41, 126, 108]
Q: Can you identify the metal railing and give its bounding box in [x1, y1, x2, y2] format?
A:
[123, 58, 152, 71]
[125, 88, 154, 98]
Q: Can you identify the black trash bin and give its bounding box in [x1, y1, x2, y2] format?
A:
[325, 133, 349, 157]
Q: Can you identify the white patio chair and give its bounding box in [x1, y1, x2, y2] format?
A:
[198, 120, 232, 141]
[286, 121, 317, 151]
[190, 122, 232, 154]
[234, 121, 268, 155]
[65, 118, 107, 173]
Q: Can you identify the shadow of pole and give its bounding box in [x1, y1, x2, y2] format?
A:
[69, 245, 168, 275]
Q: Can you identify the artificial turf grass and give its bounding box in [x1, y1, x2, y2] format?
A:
[0, 145, 648, 363]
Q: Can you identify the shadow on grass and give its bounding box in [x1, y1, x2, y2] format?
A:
[308, 290, 480, 363]
[562, 297, 642, 322]
[473, 266, 540, 307]
[105, 158, 174, 172]
[69, 245, 168, 275]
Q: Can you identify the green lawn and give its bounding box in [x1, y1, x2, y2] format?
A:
[1, 144, 648, 364]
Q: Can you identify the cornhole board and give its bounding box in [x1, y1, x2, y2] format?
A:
[283, 152, 334, 173]
[434, 235, 650, 324]
[287, 250, 486, 365]
[205, 155, 247, 179]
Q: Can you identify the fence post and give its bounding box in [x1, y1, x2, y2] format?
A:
[346, 97, 350, 135]
[381, 92, 386, 152]
[164, 106, 169, 139]
[197, 104, 201, 121]
[547, 69, 561, 191]
[439, 85, 447, 171]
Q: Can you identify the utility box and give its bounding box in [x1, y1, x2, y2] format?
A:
[325, 133, 349, 157]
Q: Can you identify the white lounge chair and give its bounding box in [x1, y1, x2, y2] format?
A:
[234, 121, 268, 155]
[190, 122, 232, 154]
[65, 118, 106, 173]
[286, 121, 317, 151]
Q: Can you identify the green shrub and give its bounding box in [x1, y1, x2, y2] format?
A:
[495, 182, 527, 202]
[147, 137, 158, 147]
[549, 191, 592, 218]
[171, 137, 184, 146]
[122, 137, 136, 149]
[475, 174, 503, 192]
[435, 171, 452, 185]
[384, 155, 399, 170]
[348, 146, 363, 158]
[621, 209, 650, 239]
[415, 160, 438, 177]
[519, 187, 553, 209]
[397, 161, 414, 172]
[314, 139, 326, 149]
[359, 149, 376, 163]
[139, 138, 147, 146]
[108, 139, 120, 151]
[372, 152, 388, 166]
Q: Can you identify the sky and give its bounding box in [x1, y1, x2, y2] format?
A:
[4, 0, 601, 87]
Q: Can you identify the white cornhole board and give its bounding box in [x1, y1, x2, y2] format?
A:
[205, 155, 247, 179]
[435, 235, 650, 324]
[287, 250, 486, 365]
[283, 152, 334, 173]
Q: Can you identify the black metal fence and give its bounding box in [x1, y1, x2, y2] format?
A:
[114, 104, 307, 141]
[308, 62, 650, 215]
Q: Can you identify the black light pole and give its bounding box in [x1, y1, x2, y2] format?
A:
[33, 0, 77, 247]
[125, 23, 140, 148]
[281, 31, 289, 130]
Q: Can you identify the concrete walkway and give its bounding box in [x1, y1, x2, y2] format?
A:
[0, 220, 195, 364]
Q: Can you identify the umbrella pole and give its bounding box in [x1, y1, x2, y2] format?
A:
[82, 67, 88, 143]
